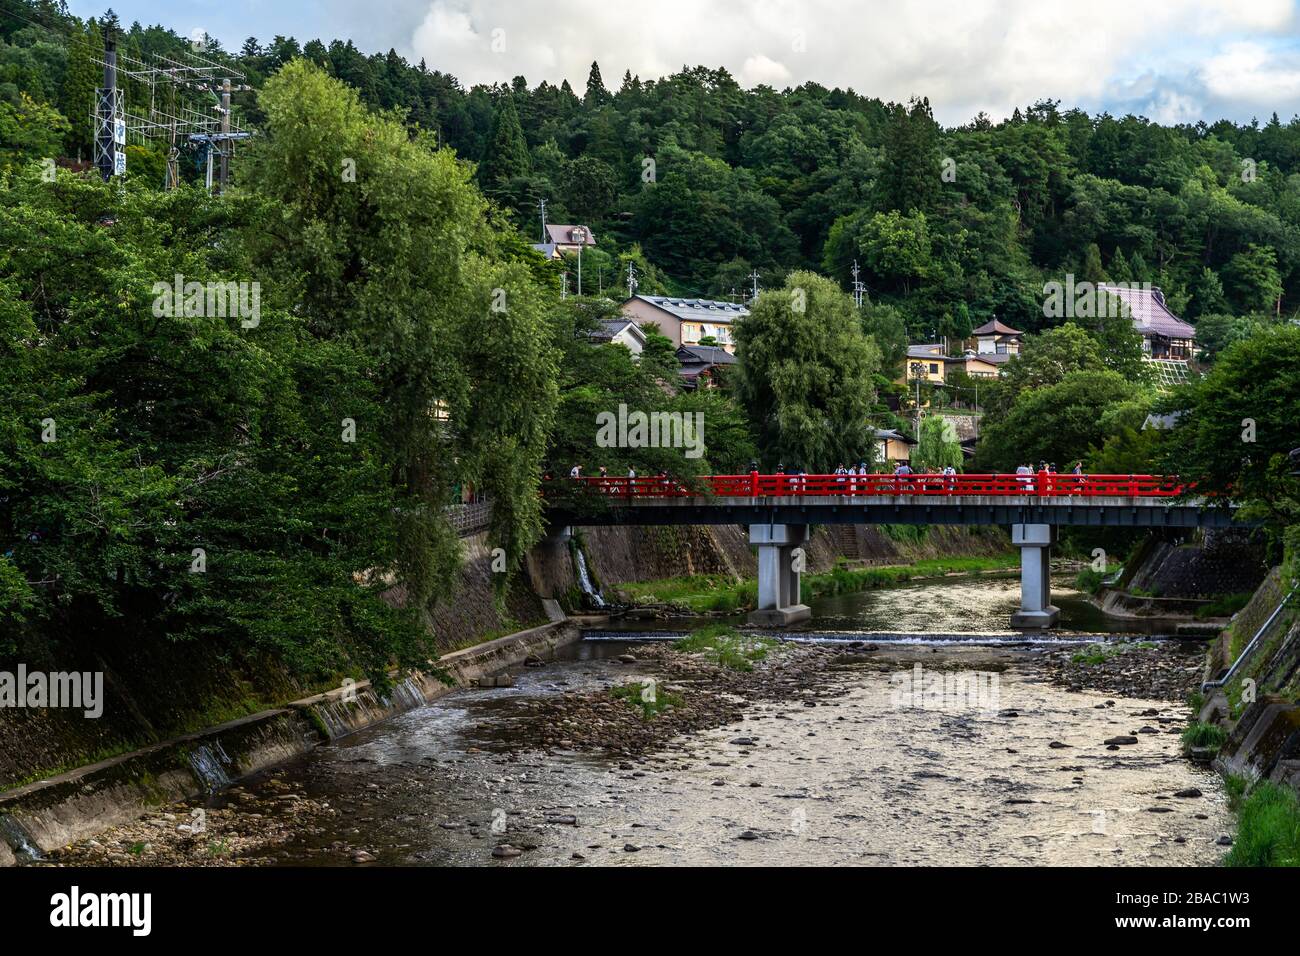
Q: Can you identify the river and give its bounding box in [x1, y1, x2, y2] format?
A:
[134, 571, 1224, 868]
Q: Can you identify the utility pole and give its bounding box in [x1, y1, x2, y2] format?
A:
[217, 77, 231, 193]
[851, 260, 865, 308]
[571, 225, 589, 298]
[561, 271, 568, 299]
[748, 269, 760, 303]
[538, 198, 548, 243]
[626, 262, 638, 298]
[909, 362, 925, 445]
[89, 42, 250, 188]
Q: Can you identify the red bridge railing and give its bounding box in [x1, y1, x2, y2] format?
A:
[565, 473, 1185, 499]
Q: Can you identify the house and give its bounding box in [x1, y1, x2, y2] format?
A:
[676, 344, 737, 389]
[961, 353, 1005, 379]
[899, 344, 957, 384]
[532, 224, 595, 259]
[900, 343, 1007, 383]
[1098, 284, 1196, 360]
[874, 428, 916, 466]
[621, 295, 748, 353]
[589, 318, 646, 356]
[971, 318, 1023, 356]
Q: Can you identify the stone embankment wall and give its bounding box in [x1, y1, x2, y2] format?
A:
[1198, 563, 1300, 792]
[1102, 529, 1269, 617]
[0, 621, 580, 866]
[571, 523, 1009, 594]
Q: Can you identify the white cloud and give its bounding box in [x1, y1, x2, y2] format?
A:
[1202, 41, 1300, 102]
[739, 54, 793, 87]
[405, 0, 1300, 123]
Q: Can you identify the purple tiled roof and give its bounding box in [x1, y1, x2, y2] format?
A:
[544, 224, 595, 246]
[1099, 284, 1196, 340]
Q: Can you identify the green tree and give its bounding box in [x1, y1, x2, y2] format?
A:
[913, 415, 963, 472]
[58, 19, 100, 156]
[244, 61, 558, 614]
[0, 92, 68, 170]
[734, 271, 880, 470]
[977, 369, 1140, 472]
[860, 301, 909, 372]
[561, 155, 617, 222]
[477, 93, 532, 199]
[1162, 325, 1300, 523]
[876, 97, 940, 214]
[1222, 244, 1283, 314]
[583, 61, 610, 108]
[985, 323, 1102, 417]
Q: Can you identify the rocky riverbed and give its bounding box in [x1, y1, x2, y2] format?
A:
[39, 635, 1231, 867]
[1033, 639, 1205, 702]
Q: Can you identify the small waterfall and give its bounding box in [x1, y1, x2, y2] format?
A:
[574, 546, 606, 608]
[0, 814, 42, 863]
[381, 676, 427, 711]
[188, 741, 234, 793]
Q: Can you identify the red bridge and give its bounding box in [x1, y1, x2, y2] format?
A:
[568, 472, 1185, 499]
[546, 472, 1245, 631]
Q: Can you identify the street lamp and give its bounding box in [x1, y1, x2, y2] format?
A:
[909, 361, 926, 440]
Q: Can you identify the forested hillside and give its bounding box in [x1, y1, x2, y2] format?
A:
[3, 0, 1300, 342]
[2, 0, 1299, 690]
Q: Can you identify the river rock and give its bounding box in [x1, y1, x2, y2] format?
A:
[1104, 735, 1138, 745]
[1173, 787, 1203, 798]
[492, 844, 523, 858]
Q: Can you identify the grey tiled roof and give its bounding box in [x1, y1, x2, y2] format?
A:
[678, 345, 737, 365]
[971, 318, 1024, 336]
[630, 295, 749, 322]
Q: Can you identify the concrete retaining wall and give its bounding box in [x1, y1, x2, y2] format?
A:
[0, 620, 580, 865]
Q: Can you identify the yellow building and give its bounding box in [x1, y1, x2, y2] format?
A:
[899, 344, 956, 384]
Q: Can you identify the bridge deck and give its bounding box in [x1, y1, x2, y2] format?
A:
[552, 494, 1240, 527]
[548, 474, 1245, 528]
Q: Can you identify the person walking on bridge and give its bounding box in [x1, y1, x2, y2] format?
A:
[1015, 463, 1033, 493]
[893, 461, 913, 493]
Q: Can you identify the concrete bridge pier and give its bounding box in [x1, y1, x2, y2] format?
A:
[1011, 523, 1059, 629]
[748, 524, 811, 627]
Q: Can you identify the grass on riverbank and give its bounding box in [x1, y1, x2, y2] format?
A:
[610, 681, 683, 719]
[1070, 641, 1155, 665]
[1181, 721, 1228, 755]
[614, 554, 1018, 614]
[1224, 781, 1300, 866]
[675, 625, 779, 672]
[1194, 593, 1254, 620]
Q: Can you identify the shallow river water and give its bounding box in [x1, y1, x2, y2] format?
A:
[220, 574, 1229, 867]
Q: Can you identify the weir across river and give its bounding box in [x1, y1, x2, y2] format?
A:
[546, 473, 1252, 629]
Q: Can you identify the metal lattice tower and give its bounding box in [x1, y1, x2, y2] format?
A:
[92, 30, 252, 191]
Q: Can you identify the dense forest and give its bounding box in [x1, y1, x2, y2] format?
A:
[4, 0, 1300, 338]
[1, 0, 1298, 684]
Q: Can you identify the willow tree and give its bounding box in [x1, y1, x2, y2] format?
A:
[242, 60, 558, 619]
[734, 271, 880, 471]
[912, 416, 964, 473]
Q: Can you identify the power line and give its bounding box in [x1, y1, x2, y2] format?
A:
[90, 26, 251, 190]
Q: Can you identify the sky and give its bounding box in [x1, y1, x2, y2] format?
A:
[67, 0, 1300, 126]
